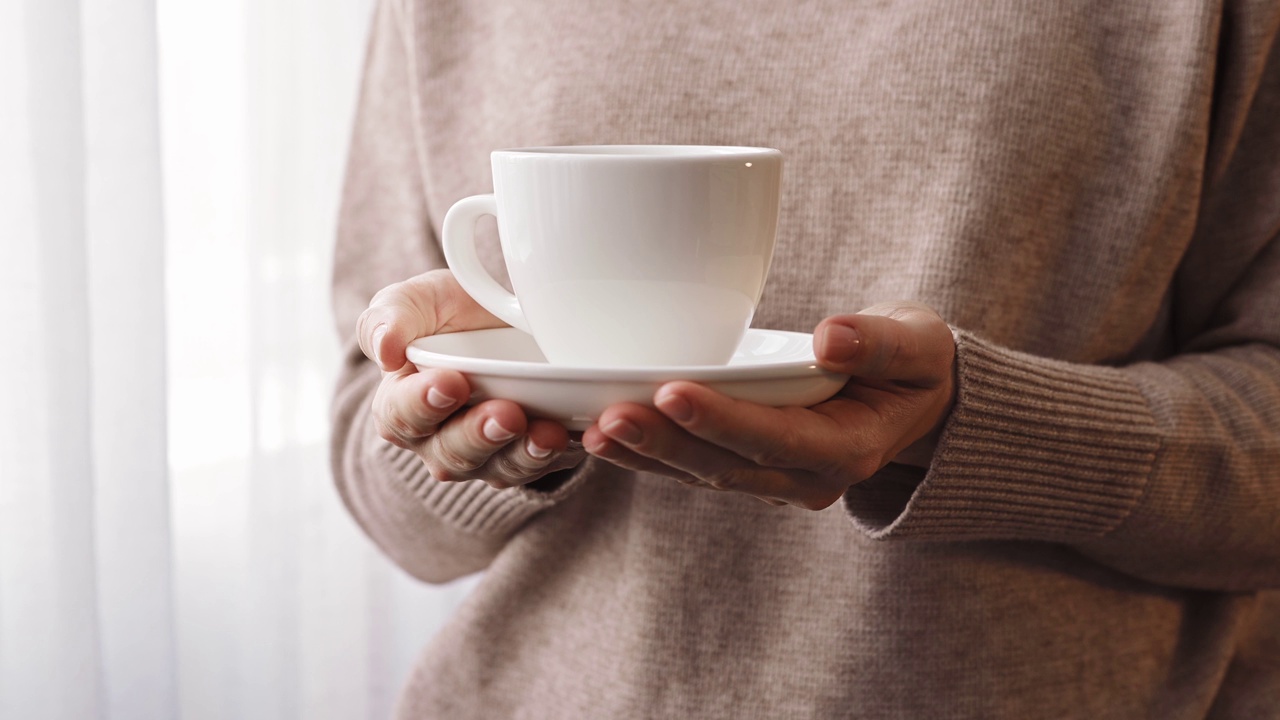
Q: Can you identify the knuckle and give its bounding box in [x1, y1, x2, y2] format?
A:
[368, 281, 405, 308]
[846, 455, 882, 483]
[433, 443, 483, 474]
[366, 283, 430, 337]
[490, 452, 535, 480]
[372, 403, 412, 447]
[373, 386, 409, 432]
[748, 427, 800, 467]
[386, 412, 421, 441]
[376, 422, 407, 448]
[426, 462, 458, 483]
[358, 300, 382, 323]
[872, 333, 908, 376]
[885, 304, 918, 322]
[359, 308, 395, 350]
[706, 466, 750, 491]
[355, 310, 373, 353]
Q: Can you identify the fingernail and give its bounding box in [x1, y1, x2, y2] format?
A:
[426, 387, 457, 409]
[483, 418, 518, 443]
[655, 392, 693, 423]
[526, 439, 554, 459]
[820, 323, 859, 363]
[603, 418, 643, 445]
[371, 325, 387, 366]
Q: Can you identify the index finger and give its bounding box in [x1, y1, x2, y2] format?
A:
[357, 269, 504, 371]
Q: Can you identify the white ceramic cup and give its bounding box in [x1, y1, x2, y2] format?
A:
[442, 145, 782, 367]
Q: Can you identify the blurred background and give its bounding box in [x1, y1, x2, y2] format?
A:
[1, 1, 479, 718]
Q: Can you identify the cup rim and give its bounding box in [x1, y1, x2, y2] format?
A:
[493, 144, 781, 160]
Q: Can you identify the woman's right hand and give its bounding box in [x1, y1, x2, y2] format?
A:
[357, 269, 584, 489]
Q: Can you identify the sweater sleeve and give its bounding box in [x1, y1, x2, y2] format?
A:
[330, 0, 586, 584]
[843, 10, 1280, 592]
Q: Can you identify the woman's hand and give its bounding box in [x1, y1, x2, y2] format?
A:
[358, 269, 584, 489]
[582, 302, 956, 510]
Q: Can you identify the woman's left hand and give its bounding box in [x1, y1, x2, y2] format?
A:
[582, 302, 957, 510]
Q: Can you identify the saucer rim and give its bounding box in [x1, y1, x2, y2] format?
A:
[406, 327, 833, 382]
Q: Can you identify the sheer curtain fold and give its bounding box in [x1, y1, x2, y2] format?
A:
[3, 0, 175, 718]
[1, 1, 101, 718]
[2, 0, 476, 718]
[83, 1, 179, 718]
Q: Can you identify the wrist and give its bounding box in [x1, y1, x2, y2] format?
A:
[895, 335, 958, 468]
[891, 432, 940, 468]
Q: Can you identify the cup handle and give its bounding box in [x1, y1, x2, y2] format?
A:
[441, 194, 531, 333]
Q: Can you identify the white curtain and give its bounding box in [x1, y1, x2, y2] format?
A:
[1, 1, 478, 718]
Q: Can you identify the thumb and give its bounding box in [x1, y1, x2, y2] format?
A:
[357, 269, 500, 372]
[814, 302, 955, 386]
[358, 282, 439, 372]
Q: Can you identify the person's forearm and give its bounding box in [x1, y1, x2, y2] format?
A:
[846, 334, 1280, 593]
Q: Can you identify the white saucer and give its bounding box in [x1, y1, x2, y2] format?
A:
[406, 328, 848, 430]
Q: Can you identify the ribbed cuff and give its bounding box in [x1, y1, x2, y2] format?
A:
[373, 437, 588, 538]
[845, 330, 1161, 542]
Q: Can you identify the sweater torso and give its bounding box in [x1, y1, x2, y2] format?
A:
[340, 0, 1280, 717]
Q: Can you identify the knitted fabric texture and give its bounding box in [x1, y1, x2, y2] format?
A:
[331, 1, 1280, 717]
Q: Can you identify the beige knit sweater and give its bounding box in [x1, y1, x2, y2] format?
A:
[331, 0, 1280, 717]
